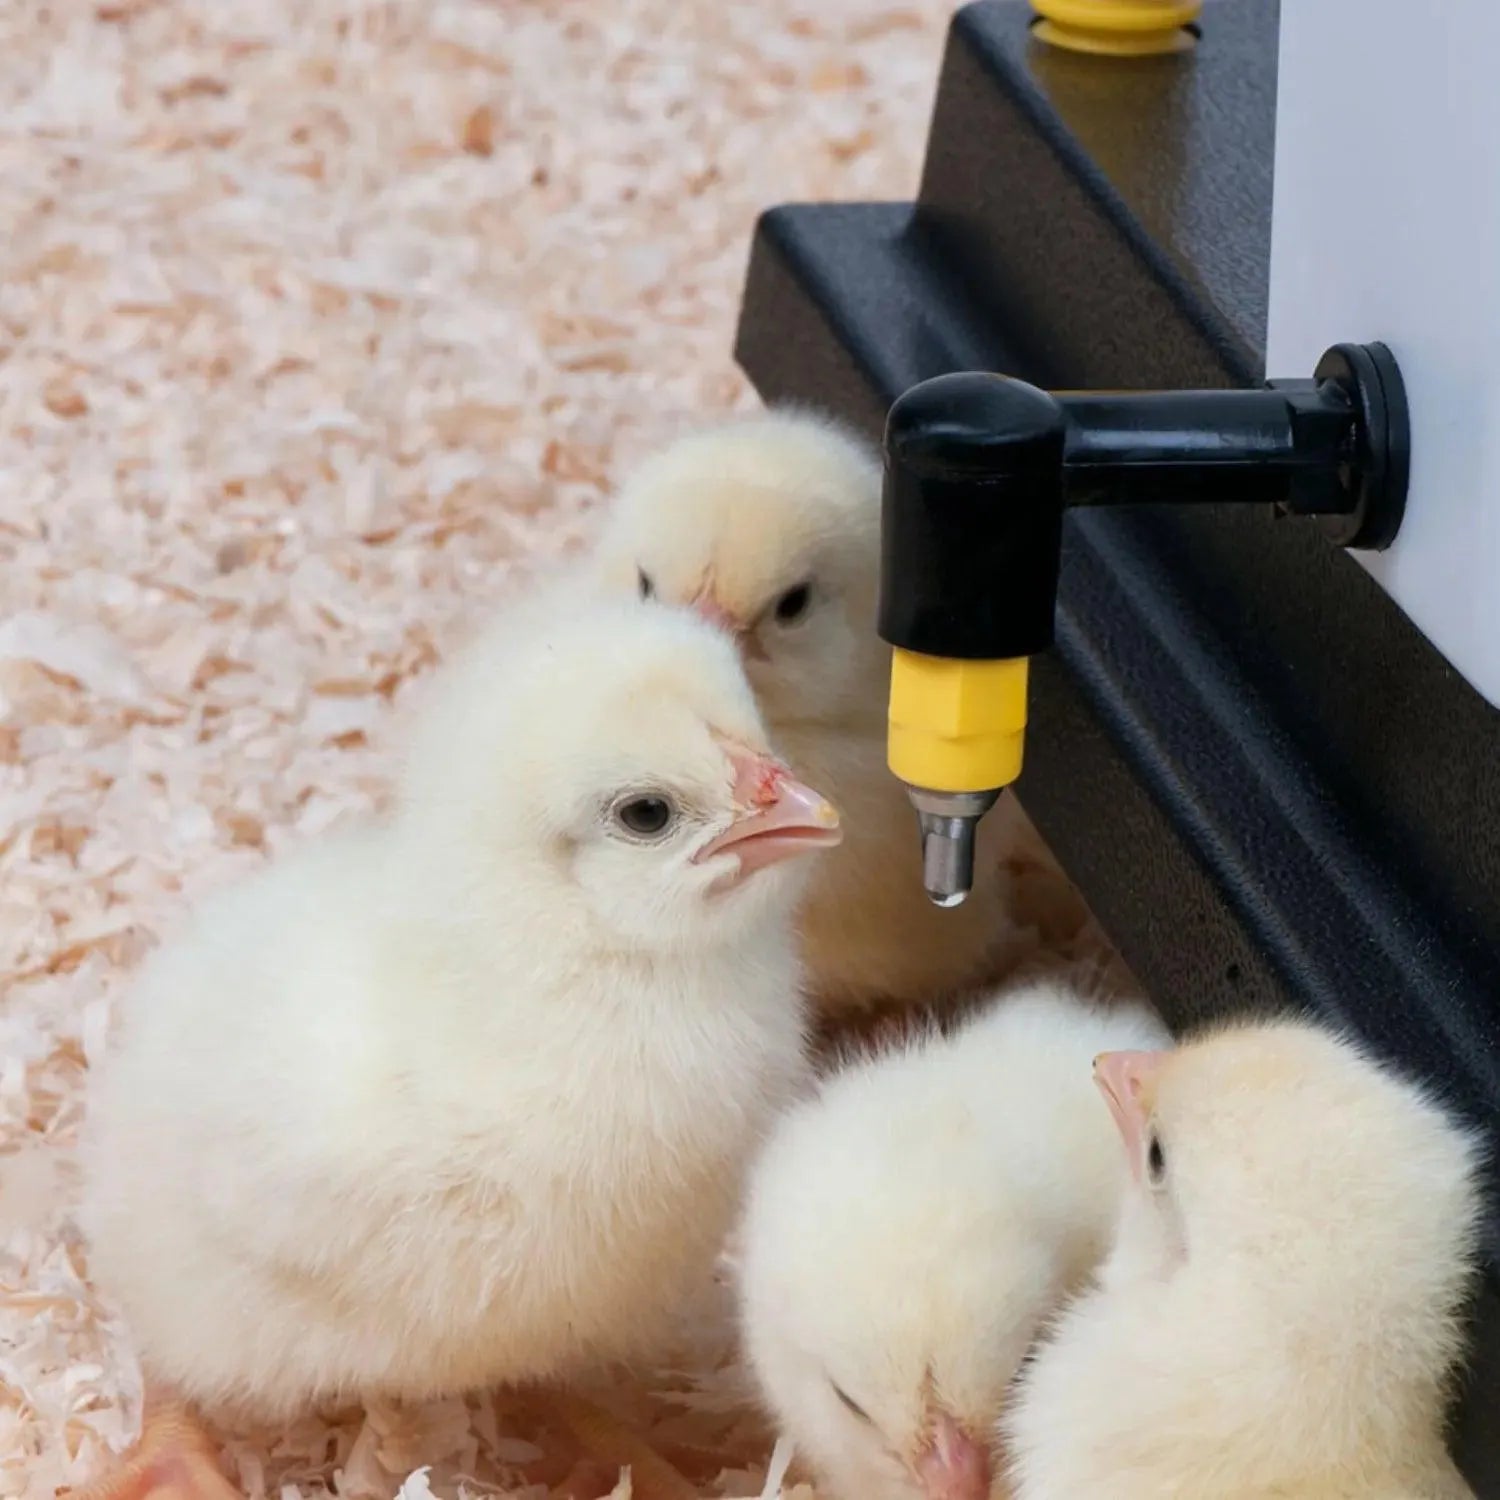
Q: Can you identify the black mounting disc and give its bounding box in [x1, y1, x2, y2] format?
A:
[1313, 340, 1410, 551]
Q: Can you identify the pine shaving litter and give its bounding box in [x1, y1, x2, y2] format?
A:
[0, 1, 1129, 1496]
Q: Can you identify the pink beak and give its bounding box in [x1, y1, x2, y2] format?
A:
[914, 1412, 991, 1500]
[1093, 1049, 1169, 1182]
[692, 590, 739, 635]
[691, 589, 769, 662]
[693, 745, 840, 883]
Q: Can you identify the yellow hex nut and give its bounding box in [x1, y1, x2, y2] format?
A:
[888, 649, 1029, 795]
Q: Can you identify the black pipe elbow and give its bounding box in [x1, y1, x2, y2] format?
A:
[879, 371, 1068, 663]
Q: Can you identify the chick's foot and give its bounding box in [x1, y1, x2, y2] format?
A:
[72, 1403, 243, 1500]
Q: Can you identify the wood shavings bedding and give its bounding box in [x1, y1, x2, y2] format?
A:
[0, 2, 1126, 1495]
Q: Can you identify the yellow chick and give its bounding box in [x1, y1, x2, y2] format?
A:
[737, 981, 1169, 1500]
[1004, 1019, 1484, 1499]
[590, 410, 1025, 1018]
[80, 592, 837, 1500]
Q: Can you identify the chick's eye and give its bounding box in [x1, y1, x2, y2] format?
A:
[774, 582, 812, 623]
[830, 1380, 871, 1425]
[614, 795, 675, 838]
[1147, 1133, 1167, 1186]
[637, 568, 654, 601]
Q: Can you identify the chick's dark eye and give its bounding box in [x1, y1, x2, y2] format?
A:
[1147, 1133, 1167, 1185]
[637, 568, 654, 601]
[774, 582, 812, 623]
[830, 1380, 871, 1424]
[615, 795, 674, 838]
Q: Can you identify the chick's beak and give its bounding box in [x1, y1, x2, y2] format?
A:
[694, 746, 841, 883]
[1093, 1049, 1169, 1181]
[914, 1412, 992, 1500]
[692, 590, 739, 635]
[691, 589, 769, 662]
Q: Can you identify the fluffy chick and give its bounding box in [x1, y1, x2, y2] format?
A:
[735, 982, 1171, 1500]
[1005, 1020, 1485, 1500]
[82, 595, 838, 1488]
[590, 410, 1025, 1016]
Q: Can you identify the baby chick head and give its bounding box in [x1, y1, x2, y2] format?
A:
[399, 596, 842, 951]
[739, 1057, 1037, 1500]
[1093, 1021, 1485, 1427]
[592, 409, 886, 728]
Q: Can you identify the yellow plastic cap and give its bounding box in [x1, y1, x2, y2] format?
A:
[1031, 0, 1201, 56]
[888, 649, 1029, 794]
